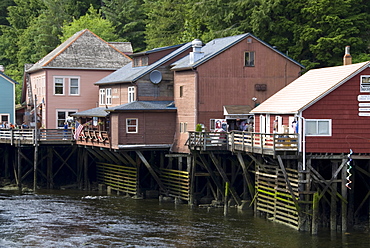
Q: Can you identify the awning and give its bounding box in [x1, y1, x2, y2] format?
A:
[223, 105, 253, 119]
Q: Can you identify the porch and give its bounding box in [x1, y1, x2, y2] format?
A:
[187, 131, 299, 155]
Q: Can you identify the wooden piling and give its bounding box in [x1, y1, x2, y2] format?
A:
[312, 191, 319, 235]
[224, 182, 229, 216]
[330, 162, 338, 231]
[341, 159, 348, 232]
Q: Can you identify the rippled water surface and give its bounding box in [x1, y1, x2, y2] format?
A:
[0, 190, 369, 247]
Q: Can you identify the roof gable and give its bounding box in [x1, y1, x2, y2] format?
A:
[95, 42, 192, 85]
[171, 33, 304, 70]
[0, 72, 18, 85]
[251, 61, 370, 114]
[26, 29, 132, 73]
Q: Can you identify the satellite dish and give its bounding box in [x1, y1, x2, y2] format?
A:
[150, 70, 162, 84]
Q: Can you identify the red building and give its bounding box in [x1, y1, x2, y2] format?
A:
[171, 34, 304, 153]
[251, 57, 370, 154]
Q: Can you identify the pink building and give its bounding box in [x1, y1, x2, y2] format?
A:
[23, 29, 132, 128]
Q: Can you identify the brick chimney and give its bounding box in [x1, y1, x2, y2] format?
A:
[343, 46, 352, 65]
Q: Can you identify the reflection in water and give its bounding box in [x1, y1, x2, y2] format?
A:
[0, 190, 369, 247]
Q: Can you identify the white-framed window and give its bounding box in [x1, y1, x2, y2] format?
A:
[56, 110, 77, 128]
[99, 89, 106, 105]
[244, 51, 255, 67]
[54, 76, 80, 95]
[126, 118, 138, 133]
[106, 88, 112, 105]
[1, 114, 9, 123]
[180, 122, 188, 133]
[54, 78, 64, 95]
[69, 78, 80, 95]
[305, 119, 332, 136]
[360, 75, 370, 92]
[128, 86, 135, 103]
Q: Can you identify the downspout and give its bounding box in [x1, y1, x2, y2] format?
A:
[295, 112, 306, 170]
[193, 68, 199, 126]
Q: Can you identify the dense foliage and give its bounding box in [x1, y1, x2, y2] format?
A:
[1, 0, 370, 103]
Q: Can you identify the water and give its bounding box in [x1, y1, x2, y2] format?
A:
[0, 190, 369, 248]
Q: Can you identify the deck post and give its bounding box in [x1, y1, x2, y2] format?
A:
[17, 147, 21, 189]
[84, 149, 89, 190]
[188, 155, 194, 206]
[330, 162, 338, 231]
[341, 158, 348, 232]
[47, 146, 53, 189]
[312, 191, 319, 235]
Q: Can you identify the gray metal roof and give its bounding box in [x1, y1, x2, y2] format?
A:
[171, 33, 304, 70]
[26, 29, 132, 73]
[72, 107, 109, 117]
[107, 101, 176, 111]
[95, 42, 192, 85]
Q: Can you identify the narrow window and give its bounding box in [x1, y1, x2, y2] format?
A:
[180, 122, 183, 133]
[126, 118, 138, 133]
[69, 78, 79, 95]
[180, 86, 183, 98]
[99, 89, 106, 105]
[54, 78, 64, 95]
[128, 86, 135, 103]
[210, 119, 215, 131]
[106, 88, 112, 105]
[245, 51, 255, 67]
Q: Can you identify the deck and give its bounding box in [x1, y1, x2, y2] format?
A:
[74, 130, 110, 148]
[187, 131, 299, 155]
[0, 129, 74, 145]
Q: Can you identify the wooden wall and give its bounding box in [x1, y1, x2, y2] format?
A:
[304, 67, 370, 153]
[110, 111, 176, 147]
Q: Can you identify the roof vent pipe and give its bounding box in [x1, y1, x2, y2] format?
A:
[343, 46, 352, 65]
[0, 65, 4, 72]
[189, 39, 204, 64]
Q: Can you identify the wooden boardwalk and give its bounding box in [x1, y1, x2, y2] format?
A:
[0, 129, 74, 145]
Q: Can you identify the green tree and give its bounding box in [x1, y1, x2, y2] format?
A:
[103, 0, 147, 52]
[144, 0, 188, 49]
[60, 5, 119, 42]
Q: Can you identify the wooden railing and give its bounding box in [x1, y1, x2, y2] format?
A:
[75, 129, 110, 147]
[187, 131, 228, 150]
[187, 131, 298, 155]
[0, 128, 73, 145]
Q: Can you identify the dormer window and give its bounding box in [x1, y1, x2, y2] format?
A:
[133, 56, 148, 67]
[245, 51, 255, 67]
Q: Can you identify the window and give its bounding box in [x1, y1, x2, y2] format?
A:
[54, 78, 64, 95]
[1, 114, 9, 123]
[100, 89, 106, 105]
[179, 122, 188, 133]
[360, 76, 370, 92]
[210, 119, 215, 131]
[180, 86, 183, 98]
[106, 88, 112, 105]
[128, 86, 135, 103]
[133, 56, 148, 67]
[57, 110, 76, 128]
[69, 78, 79, 95]
[305, 119, 331, 136]
[126, 118, 138, 133]
[245, 51, 255, 67]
